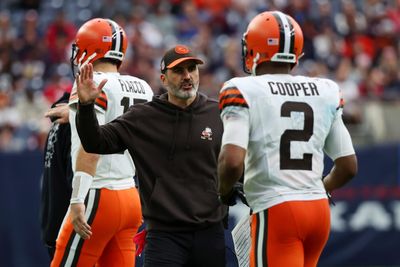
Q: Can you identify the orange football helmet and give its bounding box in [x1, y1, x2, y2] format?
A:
[70, 18, 128, 76]
[242, 11, 304, 74]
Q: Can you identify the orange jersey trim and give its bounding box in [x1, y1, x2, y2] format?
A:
[95, 91, 108, 111]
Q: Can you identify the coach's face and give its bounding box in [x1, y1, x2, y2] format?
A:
[161, 60, 199, 101]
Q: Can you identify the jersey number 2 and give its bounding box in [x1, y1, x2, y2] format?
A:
[280, 101, 314, 170]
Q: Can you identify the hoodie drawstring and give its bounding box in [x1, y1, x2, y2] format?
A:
[185, 110, 193, 150]
[168, 110, 180, 160]
[168, 109, 194, 160]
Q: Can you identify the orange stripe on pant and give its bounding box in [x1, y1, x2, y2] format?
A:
[250, 199, 330, 267]
[51, 187, 142, 267]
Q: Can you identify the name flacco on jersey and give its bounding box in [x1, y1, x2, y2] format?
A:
[268, 81, 319, 97]
[118, 78, 147, 94]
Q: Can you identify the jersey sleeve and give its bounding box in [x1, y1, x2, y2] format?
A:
[327, 78, 345, 111]
[219, 81, 249, 111]
[323, 80, 355, 160]
[219, 80, 250, 149]
[324, 112, 355, 160]
[68, 81, 79, 110]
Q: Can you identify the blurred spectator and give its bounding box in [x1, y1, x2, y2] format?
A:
[44, 10, 76, 64]
[125, 6, 163, 49]
[312, 22, 342, 70]
[175, 1, 204, 41]
[14, 9, 44, 63]
[14, 81, 50, 150]
[194, 0, 232, 35]
[334, 0, 367, 36]
[0, 91, 19, 127]
[335, 58, 362, 124]
[359, 67, 385, 100]
[225, 0, 259, 37]
[379, 46, 400, 101]
[214, 37, 243, 88]
[0, 10, 16, 48]
[0, 90, 22, 151]
[1, 0, 400, 152]
[0, 124, 19, 151]
[147, 2, 177, 39]
[42, 70, 72, 104]
[387, 0, 400, 34]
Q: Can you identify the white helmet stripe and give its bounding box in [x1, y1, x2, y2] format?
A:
[275, 11, 292, 54]
[107, 19, 121, 52]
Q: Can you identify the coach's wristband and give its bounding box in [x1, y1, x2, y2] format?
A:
[70, 171, 93, 204]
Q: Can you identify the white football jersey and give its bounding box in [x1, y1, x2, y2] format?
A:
[220, 74, 355, 213]
[69, 72, 153, 189]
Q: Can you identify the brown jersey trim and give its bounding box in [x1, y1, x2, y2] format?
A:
[219, 87, 249, 110]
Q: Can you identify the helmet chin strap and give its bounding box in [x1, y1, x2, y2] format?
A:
[251, 53, 260, 76]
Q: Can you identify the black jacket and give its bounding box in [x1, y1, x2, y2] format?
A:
[40, 92, 73, 247]
[76, 92, 227, 231]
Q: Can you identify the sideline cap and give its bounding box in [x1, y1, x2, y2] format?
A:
[160, 45, 204, 73]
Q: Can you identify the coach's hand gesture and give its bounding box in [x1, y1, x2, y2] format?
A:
[76, 63, 107, 104]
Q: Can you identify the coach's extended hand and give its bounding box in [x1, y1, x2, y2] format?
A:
[76, 63, 107, 105]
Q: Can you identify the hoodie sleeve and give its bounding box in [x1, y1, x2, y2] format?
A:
[76, 102, 126, 154]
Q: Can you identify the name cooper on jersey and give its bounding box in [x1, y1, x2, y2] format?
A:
[118, 79, 147, 94]
[268, 81, 319, 97]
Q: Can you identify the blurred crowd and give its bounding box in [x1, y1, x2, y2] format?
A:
[1, 0, 400, 152]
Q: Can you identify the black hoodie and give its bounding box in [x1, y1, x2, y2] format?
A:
[40, 92, 73, 247]
[76, 92, 227, 231]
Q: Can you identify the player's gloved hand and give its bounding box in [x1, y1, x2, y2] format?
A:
[234, 182, 249, 206]
[70, 203, 92, 239]
[133, 229, 147, 256]
[219, 182, 249, 206]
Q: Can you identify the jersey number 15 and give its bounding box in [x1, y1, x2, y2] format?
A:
[120, 97, 147, 113]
